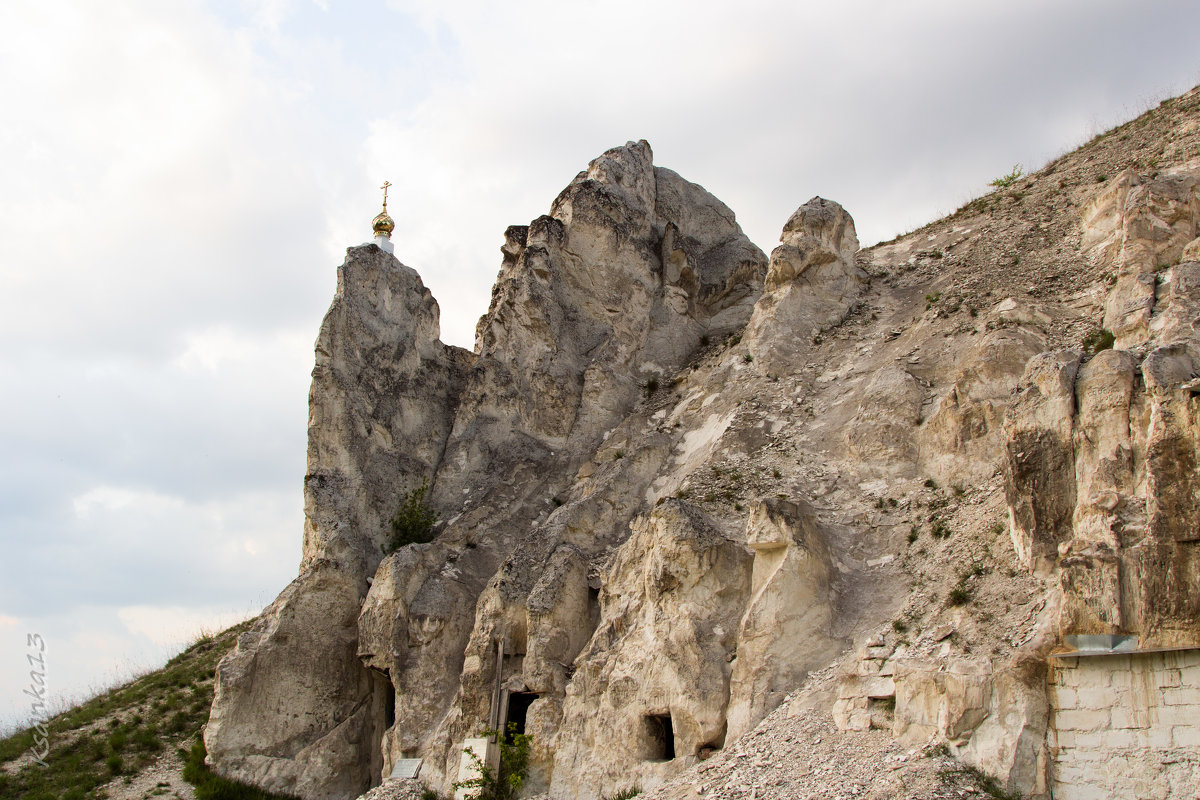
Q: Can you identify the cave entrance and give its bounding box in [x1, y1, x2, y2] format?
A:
[367, 668, 396, 788]
[643, 713, 675, 761]
[384, 678, 396, 728]
[587, 585, 601, 630]
[502, 691, 539, 740]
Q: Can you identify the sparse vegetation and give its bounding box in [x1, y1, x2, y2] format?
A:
[1082, 327, 1115, 355]
[185, 738, 299, 800]
[603, 786, 643, 800]
[947, 583, 973, 607]
[940, 762, 1022, 800]
[947, 563, 987, 607]
[386, 479, 440, 553]
[742, 353, 754, 363]
[988, 164, 1024, 188]
[453, 724, 531, 800]
[0, 623, 256, 800]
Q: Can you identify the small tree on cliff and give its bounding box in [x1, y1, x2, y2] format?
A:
[385, 479, 439, 553]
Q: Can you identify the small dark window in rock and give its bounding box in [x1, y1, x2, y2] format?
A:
[644, 713, 675, 761]
[504, 691, 538, 738]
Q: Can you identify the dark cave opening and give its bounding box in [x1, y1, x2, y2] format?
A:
[504, 691, 539, 739]
[644, 713, 675, 761]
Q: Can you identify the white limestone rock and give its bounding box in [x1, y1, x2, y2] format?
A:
[726, 499, 843, 740]
[206, 246, 469, 799]
[745, 197, 864, 373]
[549, 500, 752, 800]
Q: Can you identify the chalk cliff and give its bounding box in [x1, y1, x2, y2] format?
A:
[209, 87, 1200, 800]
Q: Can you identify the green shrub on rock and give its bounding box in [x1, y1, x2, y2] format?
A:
[386, 480, 439, 553]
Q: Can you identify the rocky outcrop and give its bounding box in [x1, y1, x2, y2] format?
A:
[209, 142, 769, 800]
[826, 116, 1200, 800]
[206, 248, 470, 798]
[919, 315, 1047, 487]
[1004, 350, 1082, 575]
[354, 141, 769, 797]
[1006, 335, 1200, 646]
[1082, 168, 1200, 348]
[726, 499, 840, 740]
[1006, 164, 1200, 646]
[208, 86, 1200, 800]
[445, 141, 763, 506]
[745, 197, 864, 373]
[549, 501, 752, 798]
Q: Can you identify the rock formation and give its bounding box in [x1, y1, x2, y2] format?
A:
[209, 86, 1200, 800]
[206, 248, 469, 798]
[209, 140, 774, 799]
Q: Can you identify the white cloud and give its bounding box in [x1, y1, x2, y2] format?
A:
[170, 326, 312, 374]
[71, 486, 166, 519]
[117, 605, 254, 648]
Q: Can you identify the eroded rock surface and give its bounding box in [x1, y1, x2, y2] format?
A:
[207, 86, 1200, 800]
[745, 197, 864, 373]
[206, 247, 469, 798]
[210, 141, 770, 800]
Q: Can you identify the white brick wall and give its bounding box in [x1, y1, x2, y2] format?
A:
[1049, 649, 1200, 800]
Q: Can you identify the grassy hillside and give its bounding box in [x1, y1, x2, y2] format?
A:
[0, 621, 294, 800]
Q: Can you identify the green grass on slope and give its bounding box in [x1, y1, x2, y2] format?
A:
[0, 621, 292, 800]
[184, 738, 298, 800]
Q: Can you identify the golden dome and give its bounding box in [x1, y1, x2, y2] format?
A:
[372, 207, 395, 236]
[372, 180, 395, 238]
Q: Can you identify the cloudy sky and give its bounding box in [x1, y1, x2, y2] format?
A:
[1, 0, 1198, 729]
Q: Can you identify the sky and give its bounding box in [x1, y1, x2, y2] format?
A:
[1, 0, 1198, 730]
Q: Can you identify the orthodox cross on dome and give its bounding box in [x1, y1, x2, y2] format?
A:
[372, 180, 396, 254]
